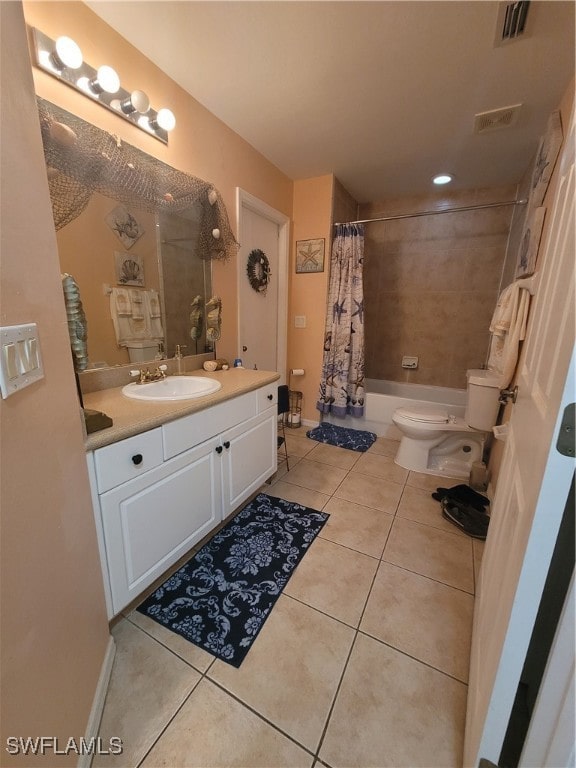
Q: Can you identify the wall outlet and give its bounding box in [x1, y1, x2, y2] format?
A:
[294, 315, 307, 328]
[402, 356, 419, 369]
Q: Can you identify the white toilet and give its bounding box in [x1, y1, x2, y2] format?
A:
[392, 369, 502, 479]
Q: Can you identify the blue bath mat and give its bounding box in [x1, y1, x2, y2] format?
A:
[137, 493, 328, 667]
[306, 422, 377, 452]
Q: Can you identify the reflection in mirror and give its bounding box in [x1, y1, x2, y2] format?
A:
[55, 194, 212, 368]
[37, 99, 238, 372]
[159, 206, 212, 358]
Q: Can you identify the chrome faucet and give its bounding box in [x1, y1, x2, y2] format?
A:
[129, 364, 168, 384]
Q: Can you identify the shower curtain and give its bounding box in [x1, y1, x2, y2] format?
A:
[317, 224, 366, 417]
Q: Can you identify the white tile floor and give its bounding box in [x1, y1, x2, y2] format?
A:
[96, 430, 484, 768]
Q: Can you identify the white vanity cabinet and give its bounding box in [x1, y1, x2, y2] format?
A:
[87, 382, 278, 618]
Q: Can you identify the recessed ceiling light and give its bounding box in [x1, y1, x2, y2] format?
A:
[433, 174, 454, 185]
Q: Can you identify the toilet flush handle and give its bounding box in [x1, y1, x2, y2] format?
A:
[499, 385, 518, 405]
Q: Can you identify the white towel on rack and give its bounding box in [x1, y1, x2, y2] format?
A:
[129, 289, 144, 320]
[146, 290, 162, 318]
[110, 288, 135, 345]
[113, 287, 132, 316]
[487, 281, 532, 388]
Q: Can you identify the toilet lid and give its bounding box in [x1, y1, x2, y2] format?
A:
[396, 406, 449, 424]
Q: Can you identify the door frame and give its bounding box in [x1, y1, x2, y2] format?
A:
[236, 188, 290, 380]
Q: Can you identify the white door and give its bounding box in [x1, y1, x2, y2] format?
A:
[237, 189, 289, 375]
[464, 106, 575, 766]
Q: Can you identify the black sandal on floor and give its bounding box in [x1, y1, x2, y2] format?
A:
[431, 484, 489, 511]
[441, 498, 490, 540]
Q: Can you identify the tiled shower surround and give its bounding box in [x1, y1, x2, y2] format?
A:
[360, 185, 519, 389]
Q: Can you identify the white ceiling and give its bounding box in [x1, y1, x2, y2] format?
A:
[86, 1, 575, 203]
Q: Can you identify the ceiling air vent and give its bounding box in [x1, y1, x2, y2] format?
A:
[474, 104, 522, 134]
[494, 1, 531, 46]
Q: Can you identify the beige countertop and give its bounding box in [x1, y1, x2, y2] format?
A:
[83, 368, 280, 451]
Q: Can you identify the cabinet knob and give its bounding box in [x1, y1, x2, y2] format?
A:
[267, 393, 273, 400]
[215, 445, 223, 454]
[223, 441, 231, 449]
[132, 454, 143, 465]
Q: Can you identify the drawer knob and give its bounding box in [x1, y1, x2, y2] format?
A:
[223, 440, 231, 449]
[215, 445, 223, 454]
[132, 454, 143, 466]
[267, 394, 273, 400]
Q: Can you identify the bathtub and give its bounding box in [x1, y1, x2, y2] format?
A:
[320, 378, 467, 438]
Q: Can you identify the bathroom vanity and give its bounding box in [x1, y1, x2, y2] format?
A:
[83, 369, 280, 619]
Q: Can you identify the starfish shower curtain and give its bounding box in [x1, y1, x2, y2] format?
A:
[317, 224, 365, 417]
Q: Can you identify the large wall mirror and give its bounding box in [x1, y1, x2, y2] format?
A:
[38, 98, 237, 372]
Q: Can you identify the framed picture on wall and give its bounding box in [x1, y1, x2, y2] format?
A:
[516, 206, 546, 279]
[105, 204, 144, 249]
[295, 238, 325, 273]
[528, 110, 563, 210]
[115, 251, 145, 286]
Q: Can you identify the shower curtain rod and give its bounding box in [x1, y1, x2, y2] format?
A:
[334, 198, 528, 226]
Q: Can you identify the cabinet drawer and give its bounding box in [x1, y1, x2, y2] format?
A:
[257, 383, 278, 412]
[163, 392, 257, 459]
[94, 428, 163, 493]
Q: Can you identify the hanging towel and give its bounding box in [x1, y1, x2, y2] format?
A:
[110, 289, 135, 345]
[129, 289, 145, 320]
[113, 287, 132, 316]
[146, 290, 162, 318]
[487, 281, 531, 389]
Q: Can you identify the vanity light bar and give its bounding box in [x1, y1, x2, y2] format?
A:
[31, 28, 175, 145]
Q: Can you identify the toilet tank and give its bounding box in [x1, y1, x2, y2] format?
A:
[126, 341, 159, 363]
[466, 369, 502, 430]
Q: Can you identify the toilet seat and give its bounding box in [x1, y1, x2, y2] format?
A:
[395, 406, 449, 424]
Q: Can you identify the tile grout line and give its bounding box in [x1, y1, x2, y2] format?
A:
[311, 453, 405, 764]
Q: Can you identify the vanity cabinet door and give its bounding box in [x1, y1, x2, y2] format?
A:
[100, 436, 221, 615]
[219, 407, 277, 520]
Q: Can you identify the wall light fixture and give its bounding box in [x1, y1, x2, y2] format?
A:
[31, 28, 176, 144]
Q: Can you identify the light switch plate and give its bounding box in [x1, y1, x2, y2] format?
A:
[294, 315, 307, 328]
[0, 324, 44, 398]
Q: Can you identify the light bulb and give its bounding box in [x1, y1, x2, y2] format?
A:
[432, 174, 454, 185]
[120, 90, 150, 115]
[94, 65, 120, 94]
[155, 108, 176, 131]
[52, 36, 83, 70]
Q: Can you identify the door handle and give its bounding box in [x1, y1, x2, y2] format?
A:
[215, 445, 223, 454]
[242, 346, 248, 352]
[223, 441, 230, 450]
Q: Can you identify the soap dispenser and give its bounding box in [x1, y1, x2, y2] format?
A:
[174, 344, 186, 375]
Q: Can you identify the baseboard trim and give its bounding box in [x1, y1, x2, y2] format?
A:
[78, 635, 116, 768]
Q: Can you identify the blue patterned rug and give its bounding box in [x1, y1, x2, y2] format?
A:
[137, 493, 328, 667]
[306, 422, 377, 452]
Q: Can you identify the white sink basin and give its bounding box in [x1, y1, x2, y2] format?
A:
[122, 376, 222, 401]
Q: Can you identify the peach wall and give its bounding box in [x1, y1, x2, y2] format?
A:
[56, 193, 158, 366]
[289, 176, 334, 422]
[0, 3, 110, 764]
[22, 1, 293, 365]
